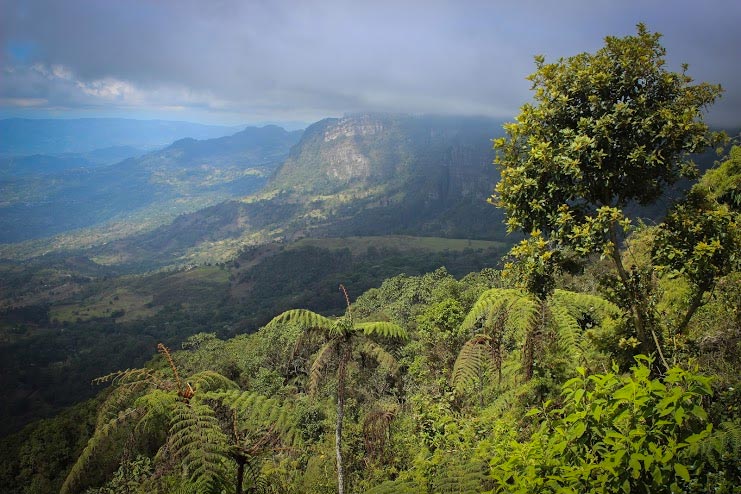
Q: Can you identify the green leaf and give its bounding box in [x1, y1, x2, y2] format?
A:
[674, 463, 690, 482]
[572, 421, 586, 440]
[674, 407, 685, 425]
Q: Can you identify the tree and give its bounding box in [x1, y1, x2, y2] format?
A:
[452, 288, 619, 395]
[492, 24, 723, 357]
[62, 344, 297, 494]
[269, 285, 408, 494]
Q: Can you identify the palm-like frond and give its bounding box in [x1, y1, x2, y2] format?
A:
[205, 389, 301, 447]
[357, 338, 400, 375]
[188, 370, 240, 393]
[61, 407, 146, 494]
[95, 379, 151, 429]
[269, 309, 334, 331]
[169, 400, 231, 493]
[549, 304, 583, 355]
[309, 340, 339, 395]
[452, 334, 494, 394]
[551, 289, 620, 322]
[363, 406, 398, 462]
[459, 289, 523, 332]
[355, 321, 408, 340]
[460, 288, 538, 341]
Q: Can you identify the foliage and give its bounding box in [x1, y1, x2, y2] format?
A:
[653, 187, 740, 329]
[699, 145, 741, 210]
[492, 24, 725, 364]
[60, 344, 298, 494]
[493, 24, 721, 243]
[452, 288, 619, 394]
[487, 357, 733, 493]
[5, 22, 739, 494]
[268, 286, 407, 494]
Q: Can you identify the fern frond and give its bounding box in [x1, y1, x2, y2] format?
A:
[460, 288, 523, 332]
[431, 458, 491, 494]
[366, 479, 420, 494]
[169, 400, 231, 492]
[357, 338, 400, 375]
[551, 289, 620, 322]
[452, 335, 493, 394]
[549, 304, 583, 355]
[95, 367, 173, 391]
[269, 309, 334, 331]
[205, 390, 300, 447]
[506, 296, 539, 340]
[95, 379, 151, 429]
[61, 406, 145, 494]
[363, 405, 398, 462]
[309, 340, 339, 395]
[188, 370, 240, 393]
[698, 420, 741, 470]
[355, 321, 408, 340]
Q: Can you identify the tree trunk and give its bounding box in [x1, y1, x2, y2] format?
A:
[335, 344, 350, 494]
[235, 456, 245, 494]
[676, 282, 711, 335]
[608, 223, 649, 348]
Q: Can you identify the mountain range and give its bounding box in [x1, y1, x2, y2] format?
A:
[0, 124, 302, 243]
[0, 114, 508, 267]
[0, 118, 242, 156]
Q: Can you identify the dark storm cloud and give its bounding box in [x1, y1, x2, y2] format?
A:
[1, 0, 740, 125]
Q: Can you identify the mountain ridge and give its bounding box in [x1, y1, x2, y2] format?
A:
[0, 125, 302, 244]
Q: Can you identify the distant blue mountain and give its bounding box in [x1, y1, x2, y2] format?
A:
[0, 118, 243, 156]
[0, 125, 302, 243]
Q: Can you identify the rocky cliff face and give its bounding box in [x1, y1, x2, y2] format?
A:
[86, 114, 510, 270]
[270, 113, 503, 201]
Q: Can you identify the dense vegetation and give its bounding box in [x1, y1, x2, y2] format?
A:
[0, 239, 507, 437]
[1, 25, 739, 494]
[3, 256, 738, 493]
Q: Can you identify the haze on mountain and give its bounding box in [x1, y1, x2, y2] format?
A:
[0, 124, 302, 243]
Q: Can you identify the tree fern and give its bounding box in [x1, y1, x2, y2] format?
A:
[453, 288, 617, 398]
[63, 344, 280, 494]
[269, 284, 407, 494]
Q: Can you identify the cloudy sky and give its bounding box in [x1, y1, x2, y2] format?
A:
[1, 0, 739, 127]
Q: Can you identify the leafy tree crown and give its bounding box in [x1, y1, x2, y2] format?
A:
[492, 24, 722, 247]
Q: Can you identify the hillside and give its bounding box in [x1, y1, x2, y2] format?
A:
[0, 236, 508, 437]
[56, 114, 509, 270]
[0, 125, 302, 243]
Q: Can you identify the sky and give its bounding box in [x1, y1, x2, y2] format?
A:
[1, 0, 740, 127]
